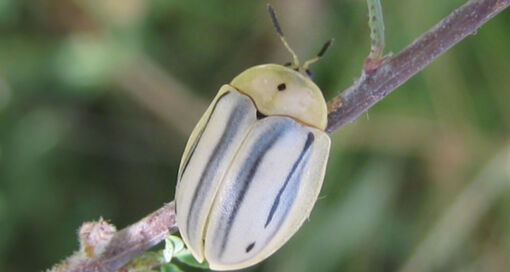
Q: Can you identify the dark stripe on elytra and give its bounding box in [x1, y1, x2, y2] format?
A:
[186, 96, 247, 239]
[245, 242, 255, 253]
[179, 91, 230, 181]
[264, 132, 314, 228]
[218, 121, 287, 256]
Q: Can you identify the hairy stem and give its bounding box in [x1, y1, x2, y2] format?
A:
[48, 203, 177, 272]
[366, 0, 386, 61]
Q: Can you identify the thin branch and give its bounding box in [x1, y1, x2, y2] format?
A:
[48, 203, 177, 272]
[48, 0, 509, 271]
[327, 0, 509, 133]
[364, 0, 392, 73]
[366, 0, 387, 61]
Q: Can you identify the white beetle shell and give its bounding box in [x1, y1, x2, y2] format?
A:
[175, 64, 330, 270]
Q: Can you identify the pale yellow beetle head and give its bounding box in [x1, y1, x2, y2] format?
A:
[230, 64, 328, 130]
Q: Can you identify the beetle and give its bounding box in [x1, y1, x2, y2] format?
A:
[175, 5, 333, 271]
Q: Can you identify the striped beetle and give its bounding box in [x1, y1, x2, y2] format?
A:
[175, 5, 332, 270]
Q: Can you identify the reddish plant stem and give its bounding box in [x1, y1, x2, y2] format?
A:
[49, 203, 177, 272]
[326, 0, 509, 133]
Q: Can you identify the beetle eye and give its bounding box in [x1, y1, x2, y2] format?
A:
[277, 83, 286, 91]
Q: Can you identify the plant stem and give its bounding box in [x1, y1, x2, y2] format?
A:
[366, 0, 386, 61]
[327, 0, 509, 133]
[48, 202, 177, 272]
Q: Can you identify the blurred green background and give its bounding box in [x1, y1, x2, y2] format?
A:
[1, 0, 509, 271]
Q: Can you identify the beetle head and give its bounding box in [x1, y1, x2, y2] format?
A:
[230, 64, 327, 130]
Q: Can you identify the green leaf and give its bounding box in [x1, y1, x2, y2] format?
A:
[169, 235, 185, 254]
[163, 238, 174, 263]
[163, 235, 186, 263]
[175, 249, 209, 269]
[160, 263, 185, 272]
[124, 251, 162, 271]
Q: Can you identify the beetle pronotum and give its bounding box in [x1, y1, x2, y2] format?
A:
[175, 5, 333, 270]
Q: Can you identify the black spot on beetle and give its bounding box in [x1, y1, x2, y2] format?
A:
[246, 242, 256, 253]
[256, 111, 267, 120]
[277, 83, 286, 91]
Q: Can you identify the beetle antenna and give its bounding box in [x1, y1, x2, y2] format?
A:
[267, 4, 300, 67]
[303, 38, 334, 70]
